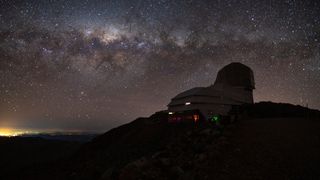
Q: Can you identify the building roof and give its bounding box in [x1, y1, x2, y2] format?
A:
[214, 62, 255, 89]
[168, 62, 255, 108]
[172, 87, 220, 100]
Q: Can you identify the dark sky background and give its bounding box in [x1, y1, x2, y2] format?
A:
[0, 0, 319, 132]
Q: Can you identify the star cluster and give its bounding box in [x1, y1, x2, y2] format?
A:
[0, 0, 319, 131]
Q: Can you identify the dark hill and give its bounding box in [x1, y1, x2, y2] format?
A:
[246, 101, 320, 118]
[5, 102, 320, 180]
[62, 102, 320, 180]
[0, 136, 83, 179]
[68, 112, 214, 179]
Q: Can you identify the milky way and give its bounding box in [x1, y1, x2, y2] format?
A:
[0, 0, 319, 131]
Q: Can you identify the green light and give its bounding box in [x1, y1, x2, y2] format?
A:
[211, 115, 220, 122]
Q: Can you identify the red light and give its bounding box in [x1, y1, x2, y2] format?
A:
[193, 114, 199, 122]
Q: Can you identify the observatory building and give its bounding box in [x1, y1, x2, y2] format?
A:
[167, 62, 255, 123]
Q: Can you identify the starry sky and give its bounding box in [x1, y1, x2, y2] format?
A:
[0, 0, 319, 132]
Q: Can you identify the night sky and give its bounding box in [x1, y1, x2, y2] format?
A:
[0, 0, 319, 132]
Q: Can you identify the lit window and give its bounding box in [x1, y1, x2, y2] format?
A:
[193, 114, 199, 122]
[185, 102, 191, 105]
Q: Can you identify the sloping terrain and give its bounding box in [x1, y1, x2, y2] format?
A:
[62, 103, 320, 180]
[111, 117, 320, 180]
[3, 102, 320, 180]
[210, 117, 320, 180]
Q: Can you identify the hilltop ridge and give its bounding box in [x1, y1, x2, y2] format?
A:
[65, 102, 320, 180]
[3, 102, 320, 180]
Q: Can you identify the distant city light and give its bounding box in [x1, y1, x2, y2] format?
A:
[168, 112, 174, 115]
[0, 128, 39, 137]
[185, 102, 191, 105]
[0, 128, 25, 137]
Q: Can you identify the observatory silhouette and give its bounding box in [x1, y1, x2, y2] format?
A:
[167, 62, 255, 123]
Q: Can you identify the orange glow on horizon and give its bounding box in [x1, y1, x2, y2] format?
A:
[0, 128, 37, 137]
[0, 127, 94, 137]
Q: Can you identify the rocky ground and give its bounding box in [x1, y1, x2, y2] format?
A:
[66, 102, 320, 180]
[116, 117, 320, 180]
[3, 102, 320, 180]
